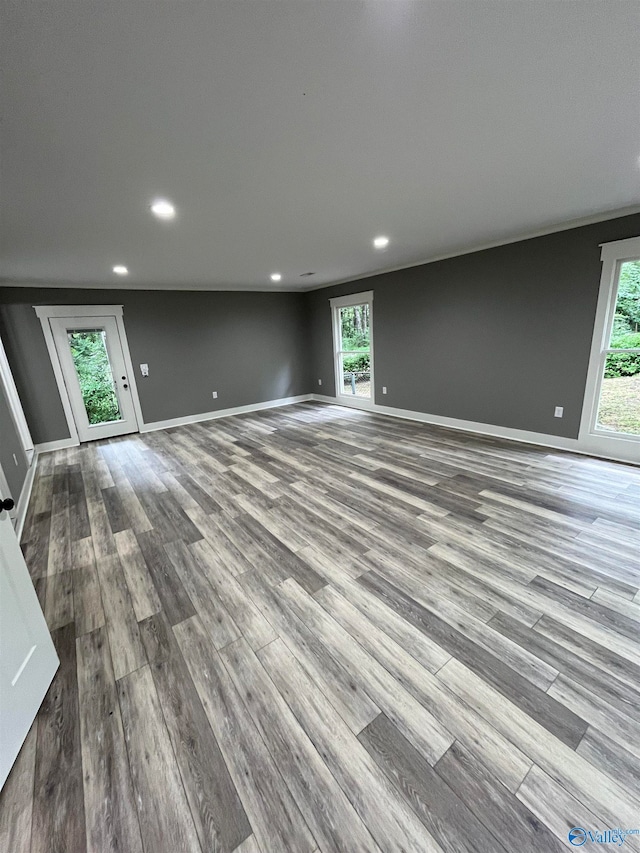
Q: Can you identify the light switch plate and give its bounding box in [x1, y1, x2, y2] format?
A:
[554, 406, 563, 418]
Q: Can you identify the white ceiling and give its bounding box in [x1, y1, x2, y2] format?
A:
[1, 1, 639, 292]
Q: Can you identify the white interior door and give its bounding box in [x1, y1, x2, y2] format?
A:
[0, 506, 58, 789]
[51, 315, 139, 442]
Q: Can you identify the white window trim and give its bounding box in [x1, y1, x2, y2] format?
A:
[578, 236, 640, 463]
[330, 290, 375, 410]
[0, 333, 34, 465]
[34, 305, 144, 444]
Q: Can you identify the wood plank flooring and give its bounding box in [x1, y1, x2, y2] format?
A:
[3, 401, 640, 852]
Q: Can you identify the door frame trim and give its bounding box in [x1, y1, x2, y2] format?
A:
[34, 305, 144, 444]
[0, 333, 35, 465]
[578, 236, 640, 463]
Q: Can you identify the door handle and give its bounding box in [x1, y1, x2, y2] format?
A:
[1, 497, 15, 512]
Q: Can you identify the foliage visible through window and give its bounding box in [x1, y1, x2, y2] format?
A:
[68, 330, 122, 425]
[340, 304, 370, 373]
[339, 304, 371, 396]
[606, 260, 640, 377]
[597, 260, 640, 435]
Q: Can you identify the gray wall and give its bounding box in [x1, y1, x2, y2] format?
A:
[0, 289, 311, 444]
[0, 381, 29, 502]
[308, 212, 640, 439]
[2, 212, 639, 447]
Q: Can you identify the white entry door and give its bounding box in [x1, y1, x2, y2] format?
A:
[0, 506, 58, 788]
[50, 315, 139, 442]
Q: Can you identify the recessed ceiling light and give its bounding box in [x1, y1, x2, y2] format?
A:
[150, 198, 176, 220]
[270, 273, 282, 282]
[112, 265, 128, 275]
[373, 235, 389, 249]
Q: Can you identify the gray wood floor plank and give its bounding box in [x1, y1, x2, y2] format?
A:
[309, 558, 452, 674]
[164, 539, 241, 649]
[95, 553, 147, 680]
[147, 617, 252, 852]
[237, 513, 327, 593]
[135, 530, 197, 625]
[71, 535, 96, 570]
[76, 627, 144, 853]
[240, 569, 380, 733]
[114, 529, 162, 621]
[0, 721, 37, 853]
[280, 577, 454, 765]
[44, 569, 74, 630]
[47, 505, 71, 575]
[221, 637, 382, 853]
[548, 674, 640, 760]
[189, 539, 278, 651]
[437, 658, 640, 831]
[84, 468, 118, 559]
[515, 764, 635, 852]
[31, 623, 86, 853]
[358, 570, 586, 747]
[534, 614, 640, 688]
[434, 741, 565, 853]
[258, 638, 445, 853]
[69, 468, 91, 542]
[73, 561, 105, 636]
[359, 714, 508, 853]
[175, 615, 317, 853]
[232, 834, 263, 853]
[490, 610, 640, 724]
[101, 486, 130, 535]
[118, 665, 202, 853]
[313, 581, 531, 792]
[13, 402, 640, 853]
[22, 511, 51, 579]
[576, 726, 640, 804]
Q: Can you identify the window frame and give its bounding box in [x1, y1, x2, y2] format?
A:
[329, 291, 375, 410]
[579, 236, 640, 460]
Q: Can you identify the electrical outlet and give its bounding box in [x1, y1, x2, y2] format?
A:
[554, 406, 563, 418]
[212, 391, 218, 399]
[318, 378, 322, 386]
[140, 363, 149, 377]
[382, 386, 387, 395]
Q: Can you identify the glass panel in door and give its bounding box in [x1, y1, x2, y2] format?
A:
[594, 259, 640, 437]
[67, 329, 123, 425]
[338, 304, 371, 399]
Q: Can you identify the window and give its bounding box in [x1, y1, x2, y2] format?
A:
[330, 291, 374, 407]
[580, 238, 640, 463]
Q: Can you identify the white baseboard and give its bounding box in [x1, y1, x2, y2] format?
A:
[140, 394, 313, 433]
[34, 437, 80, 454]
[311, 394, 639, 465]
[14, 453, 38, 541]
